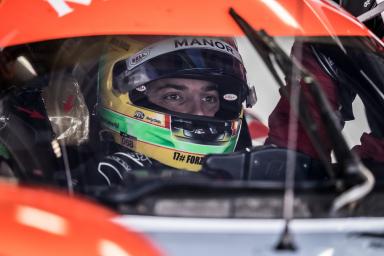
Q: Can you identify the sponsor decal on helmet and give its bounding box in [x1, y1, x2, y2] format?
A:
[129, 48, 151, 67]
[174, 38, 236, 56]
[121, 132, 136, 150]
[133, 111, 145, 119]
[127, 37, 242, 70]
[223, 93, 238, 101]
[131, 109, 163, 126]
[173, 152, 203, 165]
[135, 85, 146, 92]
[145, 116, 161, 125]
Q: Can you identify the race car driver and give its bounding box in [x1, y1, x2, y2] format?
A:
[90, 36, 256, 186]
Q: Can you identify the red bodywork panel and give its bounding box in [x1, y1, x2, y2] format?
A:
[0, 182, 163, 256]
[0, 0, 370, 47]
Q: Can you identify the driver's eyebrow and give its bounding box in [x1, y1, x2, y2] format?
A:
[151, 82, 218, 92]
[152, 83, 187, 92]
[204, 84, 218, 92]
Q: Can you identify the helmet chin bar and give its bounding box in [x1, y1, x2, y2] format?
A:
[171, 116, 237, 145]
[98, 105, 242, 172]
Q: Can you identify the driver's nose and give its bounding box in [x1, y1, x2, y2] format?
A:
[189, 102, 205, 116]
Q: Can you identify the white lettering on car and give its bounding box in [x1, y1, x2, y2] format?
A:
[46, 0, 92, 17]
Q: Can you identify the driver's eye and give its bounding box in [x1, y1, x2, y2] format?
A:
[202, 95, 218, 104]
[163, 93, 182, 101]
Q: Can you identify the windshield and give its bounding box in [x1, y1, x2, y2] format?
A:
[0, 32, 383, 218]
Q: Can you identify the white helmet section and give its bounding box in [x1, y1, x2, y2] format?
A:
[126, 37, 243, 71]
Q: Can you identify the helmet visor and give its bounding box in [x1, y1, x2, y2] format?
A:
[112, 37, 249, 120]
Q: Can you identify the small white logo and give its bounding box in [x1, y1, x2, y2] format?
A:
[46, 0, 92, 17]
[135, 85, 146, 92]
[129, 49, 151, 69]
[364, 0, 371, 8]
[223, 94, 238, 101]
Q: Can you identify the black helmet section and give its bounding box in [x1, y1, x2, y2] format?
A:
[339, 0, 384, 38]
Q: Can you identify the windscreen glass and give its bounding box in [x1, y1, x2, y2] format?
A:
[0, 34, 383, 218]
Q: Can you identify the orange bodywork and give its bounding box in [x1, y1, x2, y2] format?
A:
[0, 0, 374, 254]
[0, 0, 370, 47]
[0, 181, 163, 256]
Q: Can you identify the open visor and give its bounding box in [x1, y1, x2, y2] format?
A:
[112, 37, 250, 120]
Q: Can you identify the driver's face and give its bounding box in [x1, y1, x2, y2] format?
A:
[146, 78, 220, 117]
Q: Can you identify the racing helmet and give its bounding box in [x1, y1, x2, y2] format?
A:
[98, 36, 256, 171]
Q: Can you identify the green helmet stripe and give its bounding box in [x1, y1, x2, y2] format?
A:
[100, 108, 237, 154]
